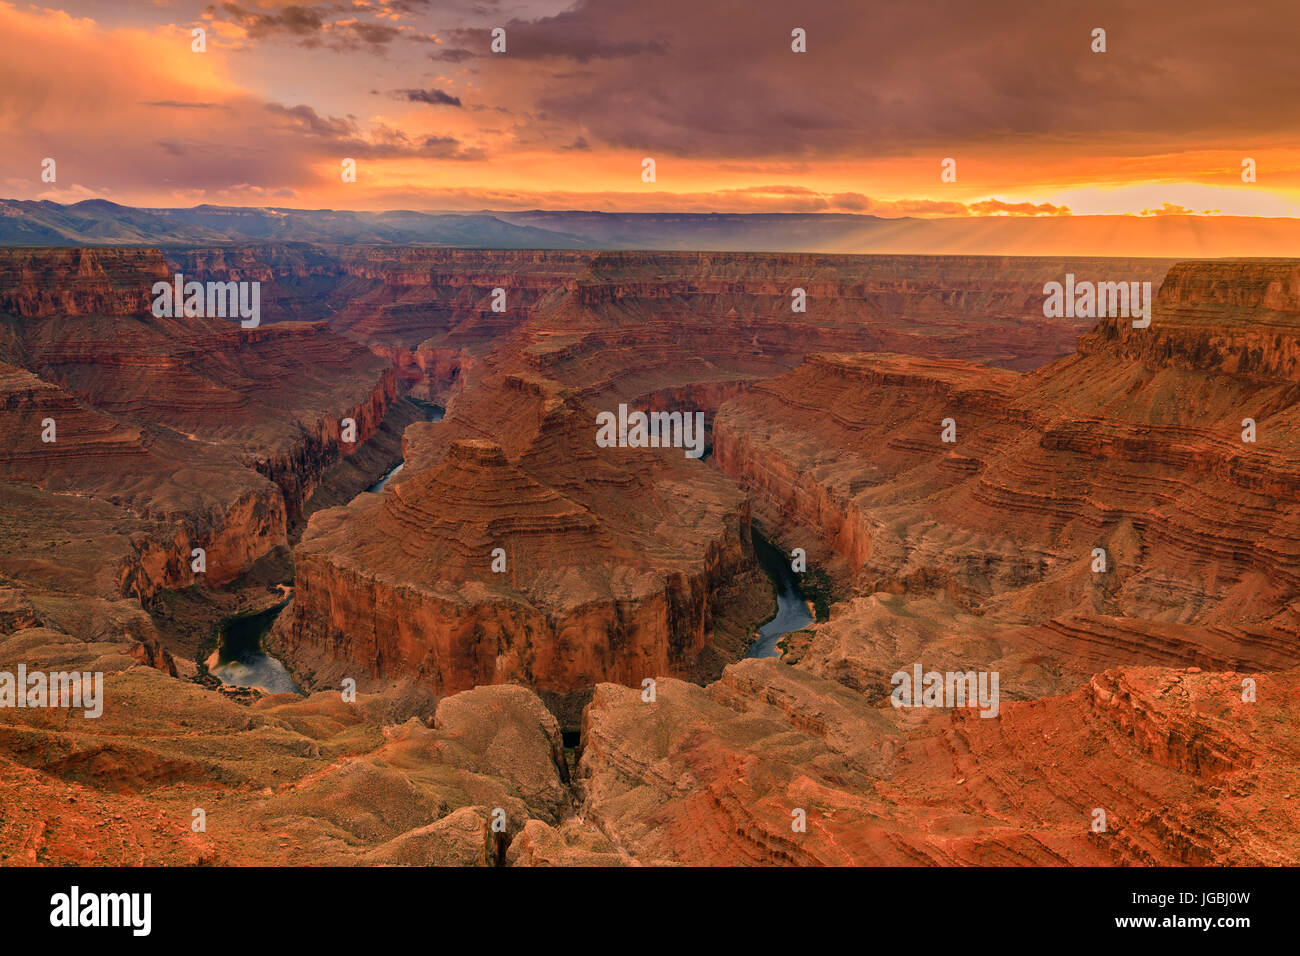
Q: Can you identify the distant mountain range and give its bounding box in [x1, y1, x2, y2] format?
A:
[0, 199, 588, 248]
[4, 199, 1300, 257]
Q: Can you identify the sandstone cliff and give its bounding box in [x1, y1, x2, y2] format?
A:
[273, 373, 758, 702]
[274, 249, 1177, 716]
[0, 247, 403, 600]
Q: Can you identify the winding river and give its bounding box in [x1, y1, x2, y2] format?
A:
[209, 403, 448, 694]
[747, 531, 814, 658]
[210, 404, 796, 687]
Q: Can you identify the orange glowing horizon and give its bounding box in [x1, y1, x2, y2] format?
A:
[3, 1, 1300, 227]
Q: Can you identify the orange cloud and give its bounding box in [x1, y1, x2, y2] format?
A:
[3, 0, 1300, 219]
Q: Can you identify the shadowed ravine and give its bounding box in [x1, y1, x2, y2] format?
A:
[368, 403, 445, 492]
[207, 602, 300, 695]
[747, 531, 814, 658]
[212, 404, 447, 694]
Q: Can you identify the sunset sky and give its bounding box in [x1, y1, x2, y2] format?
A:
[3, 0, 1299, 218]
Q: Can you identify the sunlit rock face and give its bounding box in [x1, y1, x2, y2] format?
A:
[274, 374, 758, 699]
[274, 251, 1166, 701]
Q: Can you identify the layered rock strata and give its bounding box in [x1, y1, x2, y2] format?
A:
[273, 374, 757, 699]
[10, 248, 1300, 867]
[0, 248, 403, 601]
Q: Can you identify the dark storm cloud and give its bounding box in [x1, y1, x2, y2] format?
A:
[207, 2, 425, 50]
[210, 3, 329, 40]
[446, 0, 1300, 159]
[440, 6, 670, 63]
[263, 102, 487, 160]
[386, 0, 435, 12]
[345, 21, 402, 48]
[394, 88, 464, 107]
[420, 135, 487, 160]
[429, 47, 477, 63]
[264, 102, 357, 138]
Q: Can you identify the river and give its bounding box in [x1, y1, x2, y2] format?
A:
[367, 402, 444, 492]
[211, 405, 796, 683]
[747, 531, 814, 658]
[209, 403, 447, 694]
[206, 601, 300, 694]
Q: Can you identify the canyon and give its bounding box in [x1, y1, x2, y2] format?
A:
[2, 245, 1296, 866]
